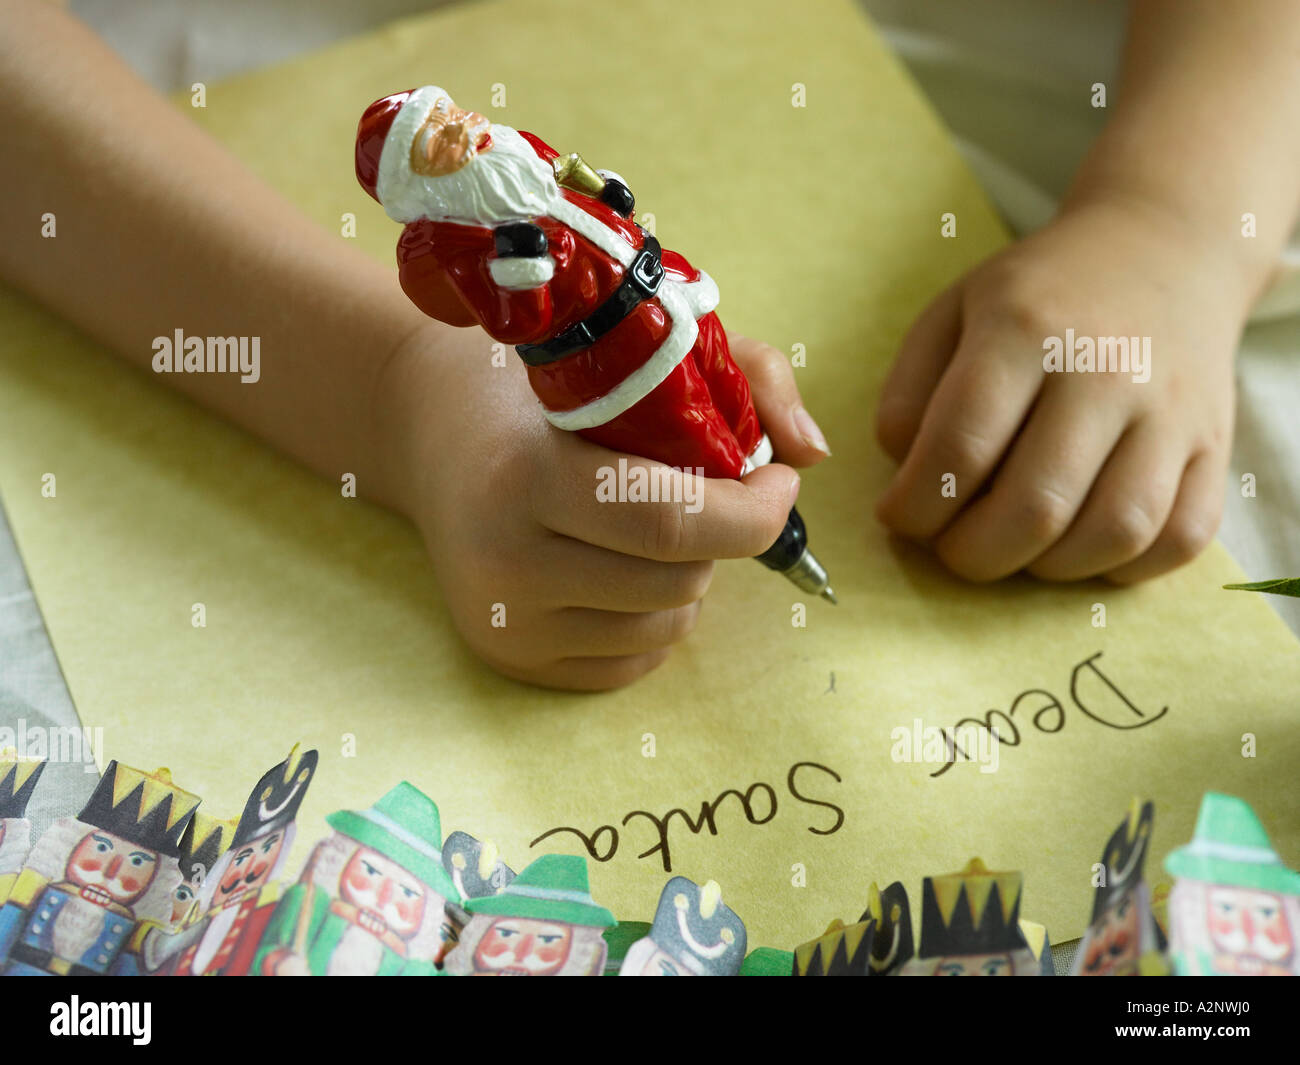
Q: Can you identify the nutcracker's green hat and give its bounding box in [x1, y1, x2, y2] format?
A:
[327, 782, 459, 902]
[1164, 793, 1300, 894]
[465, 854, 615, 928]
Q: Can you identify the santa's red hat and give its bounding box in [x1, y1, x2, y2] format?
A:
[355, 85, 451, 223]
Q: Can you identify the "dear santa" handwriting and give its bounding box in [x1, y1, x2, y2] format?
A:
[530, 761, 844, 873]
[927, 651, 1167, 778]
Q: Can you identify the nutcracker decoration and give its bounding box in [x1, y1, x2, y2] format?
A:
[897, 858, 1051, 976]
[252, 781, 462, 976]
[0, 751, 46, 902]
[143, 745, 317, 976]
[443, 853, 614, 976]
[1164, 792, 1300, 976]
[1072, 799, 1166, 976]
[620, 877, 746, 976]
[355, 87, 834, 601]
[0, 761, 198, 976]
[167, 811, 235, 930]
[793, 881, 913, 976]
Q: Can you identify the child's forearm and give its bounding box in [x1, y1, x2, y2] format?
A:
[0, 1, 432, 511]
[1064, 0, 1300, 312]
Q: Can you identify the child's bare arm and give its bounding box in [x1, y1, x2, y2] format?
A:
[875, 0, 1300, 584]
[0, 0, 421, 510]
[0, 1, 821, 689]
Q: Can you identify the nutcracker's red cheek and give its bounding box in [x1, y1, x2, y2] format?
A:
[119, 876, 140, 893]
[394, 896, 422, 922]
[344, 868, 372, 894]
[534, 941, 568, 966]
[76, 858, 103, 873]
[1263, 922, 1291, 945]
[479, 936, 511, 959]
[1208, 914, 1237, 937]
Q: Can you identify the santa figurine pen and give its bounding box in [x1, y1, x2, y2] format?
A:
[355, 87, 835, 603]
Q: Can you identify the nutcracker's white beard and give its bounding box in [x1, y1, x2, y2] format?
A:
[384, 125, 560, 225]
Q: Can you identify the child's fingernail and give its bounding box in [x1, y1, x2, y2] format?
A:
[793, 406, 831, 456]
[789, 474, 802, 506]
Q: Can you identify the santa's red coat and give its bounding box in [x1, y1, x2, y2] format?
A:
[395, 132, 763, 479]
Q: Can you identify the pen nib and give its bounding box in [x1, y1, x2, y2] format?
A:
[821, 586, 838, 605]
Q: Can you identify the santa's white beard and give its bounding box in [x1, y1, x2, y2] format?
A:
[384, 125, 560, 225]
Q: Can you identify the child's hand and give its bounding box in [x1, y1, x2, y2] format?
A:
[382, 328, 827, 690]
[874, 194, 1247, 584]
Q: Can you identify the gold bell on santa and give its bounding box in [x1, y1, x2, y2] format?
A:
[552, 152, 606, 197]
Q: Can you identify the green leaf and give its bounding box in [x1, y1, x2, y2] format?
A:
[1223, 578, 1300, 598]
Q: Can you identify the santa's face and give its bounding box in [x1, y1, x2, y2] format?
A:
[1081, 890, 1141, 975]
[214, 830, 284, 908]
[410, 96, 492, 177]
[66, 829, 157, 907]
[473, 916, 573, 975]
[931, 952, 1014, 976]
[339, 847, 429, 941]
[1206, 886, 1293, 969]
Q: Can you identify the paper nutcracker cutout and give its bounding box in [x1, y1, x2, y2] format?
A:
[864, 880, 913, 975]
[792, 881, 912, 976]
[1164, 792, 1300, 976]
[739, 946, 795, 976]
[0, 751, 46, 900]
[443, 853, 615, 976]
[603, 920, 652, 975]
[794, 917, 874, 976]
[168, 811, 235, 930]
[355, 87, 834, 600]
[144, 745, 318, 976]
[440, 829, 516, 950]
[442, 830, 515, 901]
[620, 878, 746, 976]
[1072, 799, 1166, 976]
[898, 858, 1047, 976]
[252, 781, 461, 976]
[0, 761, 198, 976]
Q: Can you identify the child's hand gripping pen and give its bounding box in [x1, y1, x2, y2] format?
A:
[356, 87, 835, 603]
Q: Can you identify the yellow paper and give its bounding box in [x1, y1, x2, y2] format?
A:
[0, 0, 1296, 949]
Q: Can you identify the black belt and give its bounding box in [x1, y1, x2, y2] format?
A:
[516, 234, 664, 366]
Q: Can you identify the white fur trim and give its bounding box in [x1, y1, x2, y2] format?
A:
[376, 86, 446, 223]
[741, 434, 773, 474]
[678, 270, 719, 317]
[546, 195, 637, 267]
[541, 271, 717, 431]
[489, 255, 555, 289]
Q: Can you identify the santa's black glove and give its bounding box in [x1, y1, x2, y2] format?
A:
[493, 221, 548, 258]
[599, 179, 635, 218]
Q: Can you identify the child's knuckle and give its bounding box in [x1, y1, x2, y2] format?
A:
[1107, 499, 1161, 555]
[643, 502, 688, 560]
[1017, 485, 1075, 541]
[1163, 511, 1215, 563]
